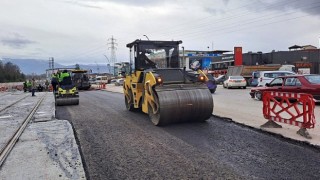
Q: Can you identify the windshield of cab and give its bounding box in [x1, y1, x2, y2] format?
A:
[137, 44, 179, 68]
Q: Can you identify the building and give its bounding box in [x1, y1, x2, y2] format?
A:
[180, 45, 320, 74]
[179, 49, 231, 71]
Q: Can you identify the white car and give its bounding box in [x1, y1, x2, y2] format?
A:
[257, 71, 295, 86]
[115, 79, 124, 86]
[223, 76, 247, 89]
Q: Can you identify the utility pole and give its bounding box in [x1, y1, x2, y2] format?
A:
[212, 41, 214, 51]
[95, 61, 100, 74]
[49, 57, 54, 78]
[107, 35, 117, 76]
[49, 57, 54, 71]
[103, 55, 112, 74]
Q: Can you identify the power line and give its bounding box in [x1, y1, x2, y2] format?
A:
[155, 1, 320, 41]
[151, 0, 301, 39]
[182, 4, 320, 41]
[54, 44, 106, 62]
[145, 1, 260, 36]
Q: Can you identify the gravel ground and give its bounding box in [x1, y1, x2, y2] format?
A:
[57, 90, 320, 180]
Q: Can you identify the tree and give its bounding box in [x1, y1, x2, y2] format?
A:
[0, 60, 25, 83]
[0, 61, 4, 82]
[75, 64, 80, 70]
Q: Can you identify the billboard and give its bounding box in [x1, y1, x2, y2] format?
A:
[189, 57, 211, 70]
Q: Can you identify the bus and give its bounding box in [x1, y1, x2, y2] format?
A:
[95, 76, 109, 84]
[208, 60, 235, 76]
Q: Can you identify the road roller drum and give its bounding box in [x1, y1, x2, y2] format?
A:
[149, 85, 213, 125]
[56, 96, 79, 106]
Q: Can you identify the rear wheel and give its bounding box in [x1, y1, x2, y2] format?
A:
[148, 103, 161, 126]
[243, 86, 246, 89]
[125, 90, 134, 111]
[255, 91, 262, 100]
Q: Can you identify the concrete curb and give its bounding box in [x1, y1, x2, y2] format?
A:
[212, 114, 320, 149]
[0, 92, 86, 179]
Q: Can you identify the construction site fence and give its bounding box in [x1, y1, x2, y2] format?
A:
[263, 91, 316, 129]
[0, 82, 24, 92]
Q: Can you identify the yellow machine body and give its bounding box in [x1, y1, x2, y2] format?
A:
[55, 69, 80, 106]
[123, 40, 213, 126]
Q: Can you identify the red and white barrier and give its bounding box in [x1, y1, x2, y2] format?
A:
[262, 91, 315, 139]
[98, 83, 106, 89]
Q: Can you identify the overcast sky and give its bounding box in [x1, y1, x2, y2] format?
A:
[0, 0, 319, 65]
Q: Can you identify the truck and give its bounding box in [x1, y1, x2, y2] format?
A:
[226, 64, 295, 86]
[71, 69, 91, 90]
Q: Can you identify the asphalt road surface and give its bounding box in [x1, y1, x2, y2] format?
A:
[56, 90, 320, 180]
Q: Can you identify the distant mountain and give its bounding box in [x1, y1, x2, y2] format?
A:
[1, 58, 111, 75]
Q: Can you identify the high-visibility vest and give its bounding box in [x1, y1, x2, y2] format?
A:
[59, 72, 70, 82]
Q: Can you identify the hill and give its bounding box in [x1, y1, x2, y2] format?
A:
[1, 58, 111, 75]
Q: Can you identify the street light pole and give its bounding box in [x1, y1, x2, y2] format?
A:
[182, 46, 185, 68]
[143, 35, 149, 40]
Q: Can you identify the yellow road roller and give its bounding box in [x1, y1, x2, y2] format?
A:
[55, 70, 79, 106]
[123, 39, 213, 126]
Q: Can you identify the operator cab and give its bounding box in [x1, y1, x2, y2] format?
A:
[126, 39, 182, 71]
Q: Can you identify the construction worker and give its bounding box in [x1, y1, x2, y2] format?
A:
[138, 50, 156, 69]
[59, 70, 71, 85]
[45, 79, 49, 91]
[27, 80, 32, 92]
[51, 73, 58, 92]
[31, 78, 36, 96]
[23, 81, 28, 92]
[59, 70, 69, 82]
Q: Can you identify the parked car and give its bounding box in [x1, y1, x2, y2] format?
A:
[249, 71, 260, 87]
[223, 76, 247, 89]
[214, 75, 225, 85]
[249, 74, 320, 101]
[115, 79, 124, 86]
[206, 74, 217, 93]
[257, 70, 295, 87]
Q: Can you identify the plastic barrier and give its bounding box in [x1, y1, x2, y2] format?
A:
[98, 83, 106, 89]
[262, 91, 315, 139]
[14, 85, 23, 91]
[0, 86, 8, 92]
[48, 85, 53, 92]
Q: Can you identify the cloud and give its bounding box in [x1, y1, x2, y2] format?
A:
[251, 0, 320, 16]
[62, 0, 103, 9]
[71, 0, 167, 7]
[1, 33, 36, 49]
[286, 0, 320, 16]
